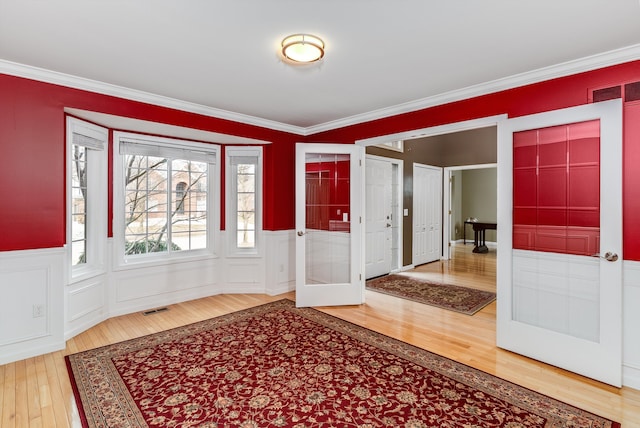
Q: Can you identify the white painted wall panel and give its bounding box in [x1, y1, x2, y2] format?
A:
[0, 248, 64, 365]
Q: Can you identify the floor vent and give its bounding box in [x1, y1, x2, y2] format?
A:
[142, 307, 169, 316]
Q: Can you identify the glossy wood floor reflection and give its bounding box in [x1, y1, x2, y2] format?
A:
[1, 244, 639, 427]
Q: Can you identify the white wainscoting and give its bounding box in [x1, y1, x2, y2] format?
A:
[3, 232, 640, 390]
[264, 230, 296, 295]
[66, 274, 107, 339]
[305, 230, 351, 284]
[512, 250, 600, 342]
[109, 256, 222, 317]
[0, 248, 65, 365]
[623, 260, 640, 389]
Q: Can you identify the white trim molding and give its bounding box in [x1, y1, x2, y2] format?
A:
[2, 44, 640, 136]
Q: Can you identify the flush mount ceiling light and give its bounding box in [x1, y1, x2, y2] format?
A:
[281, 34, 325, 63]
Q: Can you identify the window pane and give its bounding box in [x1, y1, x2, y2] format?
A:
[238, 173, 255, 192]
[122, 148, 210, 259]
[238, 164, 255, 174]
[237, 230, 255, 248]
[237, 212, 255, 231]
[71, 145, 87, 266]
[237, 193, 255, 210]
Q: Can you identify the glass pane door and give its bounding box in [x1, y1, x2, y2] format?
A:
[295, 143, 364, 307]
[497, 99, 622, 387]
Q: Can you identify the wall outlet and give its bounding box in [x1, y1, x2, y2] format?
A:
[33, 304, 45, 318]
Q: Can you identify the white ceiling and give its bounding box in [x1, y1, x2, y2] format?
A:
[1, 0, 640, 135]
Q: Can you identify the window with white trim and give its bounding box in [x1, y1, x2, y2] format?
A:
[67, 117, 108, 279]
[113, 132, 219, 264]
[226, 147, 262, 255]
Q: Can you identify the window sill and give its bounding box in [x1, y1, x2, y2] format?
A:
[112, 251, 219, 272]
[69, 266, 107, 285]
[226, 250, 262, 259]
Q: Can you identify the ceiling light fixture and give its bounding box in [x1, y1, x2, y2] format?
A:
[281, 34, 325, 64]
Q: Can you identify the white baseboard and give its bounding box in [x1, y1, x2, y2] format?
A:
[451, 239, 497, 248]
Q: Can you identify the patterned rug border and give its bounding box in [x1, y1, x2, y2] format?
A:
[366, 274, 497, 315]
[66, 298, 619, 428]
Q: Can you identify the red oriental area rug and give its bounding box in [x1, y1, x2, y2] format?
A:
[366, 274, 496, 315]
[66, 299, 618, 427]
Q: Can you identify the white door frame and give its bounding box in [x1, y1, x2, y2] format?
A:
[365, 154, 403, 276]
[442, 163, 497, 260]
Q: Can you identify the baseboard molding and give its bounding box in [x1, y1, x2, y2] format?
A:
[623, 364, 640, 390]
[451, 240, 497, 248]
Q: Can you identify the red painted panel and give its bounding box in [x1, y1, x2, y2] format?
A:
[623, 102, 640, 260]
[513, 169, 537, 207]
[568, 165, 599, 209]
[538, 126, 567, 167]
[538, 167, 567, 208]
[305, 159, 351, 231]
[514, 129, 538, 168]
[513, 120, 600, 255]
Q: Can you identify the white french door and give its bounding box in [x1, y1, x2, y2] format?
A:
[413, 164, 442, 266]
[365, 157, 392, 279]
[497, 99, 623, 386]
[295, 143, 365, 307]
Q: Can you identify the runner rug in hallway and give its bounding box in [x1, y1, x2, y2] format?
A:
[366, 274, 496, 315]
[66, 299, 619, 428]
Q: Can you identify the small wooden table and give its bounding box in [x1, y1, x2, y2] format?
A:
[464, 221, 497, 253]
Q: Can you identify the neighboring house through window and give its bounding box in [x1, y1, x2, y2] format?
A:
[113, 132, 219, 265]
[175, 181, 187, 214]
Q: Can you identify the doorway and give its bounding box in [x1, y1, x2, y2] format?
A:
[358, 115, 506, 269]
[443, 164, 497, 261]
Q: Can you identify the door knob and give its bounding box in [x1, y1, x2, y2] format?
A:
[297, 231, 305, 236]
[591, 252, 619, 262]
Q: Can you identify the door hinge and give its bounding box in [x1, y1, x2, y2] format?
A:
[360, 216, 362, 224]
[448, 210, 452, 215]
[359, 159, 362, 166]
[360, 273, 362, 280]
[448, 242, 452, 247]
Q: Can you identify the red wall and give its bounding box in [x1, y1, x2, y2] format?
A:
[0, 74, 300, 251]
[312, 60, 640, 260]
[2, 60, 640, 258]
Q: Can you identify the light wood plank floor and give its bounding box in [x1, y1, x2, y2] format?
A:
[1, 244, 638, 427]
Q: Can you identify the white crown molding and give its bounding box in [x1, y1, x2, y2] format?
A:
[2, 43, 639, 137]
[306, 43, 640, 135]
[0, 59, 307, 136]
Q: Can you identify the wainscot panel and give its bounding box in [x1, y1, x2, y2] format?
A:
[0, 248, 64, 365]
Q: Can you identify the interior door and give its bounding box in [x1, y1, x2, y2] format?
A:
[497, 99, 622, 387]
[295, 143, 365, 307]
[413, 164, 442, 265]
[365, 157, 392, 279]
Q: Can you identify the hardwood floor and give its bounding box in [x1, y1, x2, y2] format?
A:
[1, 244, 639, 427]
